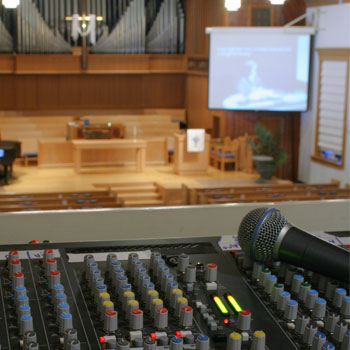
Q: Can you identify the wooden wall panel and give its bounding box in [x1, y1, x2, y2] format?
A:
[0, 75, 16, 109]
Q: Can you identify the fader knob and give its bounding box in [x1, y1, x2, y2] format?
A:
[23, 330, 37, 347]
[180, 305, 193, 327]
[298, 281, 311, 303]
[312, 298, 327, 319]
[311, 332, 326, 350]
[178, 253, 190, 272]
[67, 339, 81, 350]
[305, 290, 319, 309]
[144, 339, 157, 350]
[27, 342, 39, 350]
[205, 263, 217, 282]
[184, 265, 196, 283]
[227, 332, 242, 350]
[104, 310, 118, 332]
[130, 308, 143, 330]
[340, 296, 350, 317]
[325, 313, 340, 333]
[13, 272, 24, 289]
[196, 334, 210, 350]
[154, 307, 168, 329]
[250, 330, 266, 350]
[333, 321, 348, 343]
[284, 300, 298, 321]
[303, 323, 318, 345]
[333, 288, 346, 308]
[170, 336, 183, 350]
[59, 312, 73, 333]
[341, 330, 350, 350]
[116, 339, 130, 350]
[19, 315, 34, 335]
[295, 315, 310, 335]
[237, 310, 251, 331]
[64, 328, 78, 346]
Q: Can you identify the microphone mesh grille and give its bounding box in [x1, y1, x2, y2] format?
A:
[238, 207, 269, 256]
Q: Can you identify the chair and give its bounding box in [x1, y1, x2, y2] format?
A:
[215, 138, 239, 171]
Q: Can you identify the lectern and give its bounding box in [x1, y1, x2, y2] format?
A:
[173, 132, 210, 175]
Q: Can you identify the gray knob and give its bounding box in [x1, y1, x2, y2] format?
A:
[158, 265, 169, 285]
[170, 336, 183, 350]
[312, 298, 327, 319]
[54, 293, 67, 312]
[264, 274, 277, 295]
[284, 300, 298, 321]
[118, 283, 132, 299]
[101, 301, 114, 320]
[126, 300, 139, 321]
[135, 267, 146, 288]
[112, 268, 125, 286]
[196, 334, 210, 350]
[18, 304, 31, 321]
[139, 274, 151, 292]
[154, 258, 165, 281]
[161, 273, 174, 293]
[115, 275, 128, 291]
[158, 336, 169, 346]
[250, 330, 266, 350]
[146, 290, 159, 310]
[271, 283, 284, 303]
[8, 250, 19, 263]
[131, 260, 143, 279]
[171, 289, 183, 308]
[94, 284, 107, 302]
[59, 312, 73, 333]
[64, 328, 78, 348]
[45, 258, 57, 276]
[303, 323, 318, 345]
[325, 313, 340, 333]
[295, 315, 310, 335]
[12, 272, 24, 289]
[17, 294, 29, 307]
[175, 297, 188, 317]
[180, 305, 193, 327]
[252, 262, 264, 281]
[130, 308, 143, 330]
[325, 280, 339, 300]
[19, 315, 34, 336]
[10, 259, 22, 274]
[154, 306, 168, 329]
[26, 342, 39, 350]
[184, 335, 195, 345]
[150, 252, 162, 272]
[178, 253, 190, 272]
[49, 270, 61, 289]
[57, 302, 70, 315]
[104, 310, 118, 332]
[298, 281, 311, 303]
[89, 269, 101, 288]
[340, 296, 350, 317]
[277, 291, 291, 311]
[166, 281, 179, 299]
[107, 254, 118, 271]
[85, 261, 98, 276]
[237, 310, 251, 331]
[92, 277, 104, 289]
[333, 321, 348, 343]
[97, 293, 110, 314]
[83, 254, 94, 266]
[205, 263, 218, 282]
[333, 288, 346, 308]
[311, 332, 326, 350]
[142, 282, 155, 302]
[227, 332, 242, 350]
[305, 290, 319, 309]
[258, 268, 271, 288]
[52, 283, 64, 296]
[321, 342, 335, 350]
[291, 274, 304, 294]
[128, 253, 139, 271]
[122, 291, 135, 312]
[341, 330, 350, 350]
[151, 298, 163, 318]
[285, 266, 297, 286]
[23, 330, 37, 347]
[144, 339, 157, 350]
[184, 265, 196, 283]
[67, 339, 81, 350]
[116, 339, 130, 350]
[15, 285, 27, 298]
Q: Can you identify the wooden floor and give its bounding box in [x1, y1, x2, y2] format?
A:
[0, 163, 291, 194]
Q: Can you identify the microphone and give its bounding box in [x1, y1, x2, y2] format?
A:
[238, 207, 350, 282]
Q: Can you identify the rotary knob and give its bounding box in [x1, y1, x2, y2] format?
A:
[8, 250, 19, 264]
[115, 275, 128, 291]
[277, 291, 291, 312]
[170, 336, 183, 350]
[142, 282, 155, 302]
[258, 268, 271, 288]
[298, 281, 311, 303]
[118, 283, 132, 299]
[312, 298, 327, 319]
[126, 300, 139, 320]
[10, 259, 22, 275]
[196, 334, 210, 350]
[154, 307, 168, 329]
[97, 293, 110, 314]
[175, 297, 188, 317]
[333, 321, 348, 343]
[177, 253, 190, 272]
[252, 262, 263, 281]
[284, 300, 298, 321]
[151, 298, 163, 318]
[341, 330, 350, 350]
[52, 283, 64, 296]
[144, 339, 157, 350]
[251, 330, 266, 350]
[295, 315, 310, 335]
[311, 332, 326, 350]
[205, 263, 217, 282]
[180, 305, 193, 327]
[94, 284, 107, 302]
[45, 258, 57, 276]
[291, 274, 304, 294]
[64, 328, 78, 346]
[122, 291, 135, 312]
[23, 331, 37, 348]
[161, 273, 174, 293]
[44, 249, 54, 262]
[171, 289, 183, 308]
[303, 322, 318, 345]
[271, 283, 284, 303]
[166, 281, 179, 299]
[138, 273, 150, 291]
[264, 275, 277, 295]
[305, 290, 319, 310]
[26, 342, 39, 350]
[101, 301, 114, 320]
[332, 288, 346, 308]
[130, 308, 143, 330]
[227, 332, 242, 350]
[112, 268, 125, 286]
[237, 310, 251, 331]
[146, 290, 159, 310]
[49, 270, 61, 289]
[54, 293, 67, 312]
[67, 339, 81, 350]
[116, 339, 130, 350]
[184, 265, 196, 283]
[325, 312, 340, 333]
[59, 312, 73, 333]
[340, 296, 350, 317]
[150, 252, 162, 272]
[128, 253, 139, 271]
[19, 314, 34, 335]
[57, 302, 70, 315]
[322, 342, 335, 350]
[14, 285, 27, 298]
[104, 310, 118, 332]
[12, 272, 24, 289]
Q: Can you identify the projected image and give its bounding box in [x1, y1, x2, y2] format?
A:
[208, 31, 311, 112]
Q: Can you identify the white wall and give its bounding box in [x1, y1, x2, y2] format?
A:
[298, 3, 350, 185]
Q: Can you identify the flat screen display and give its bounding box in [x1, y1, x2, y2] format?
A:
[208, 27, 311, 111]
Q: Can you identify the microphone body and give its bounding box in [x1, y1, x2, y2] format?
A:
[238, 208, 350, 282]
[277, 225, 349, 282]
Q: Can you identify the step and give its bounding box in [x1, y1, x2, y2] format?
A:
[118, 192, 161, 201]
[111, 185, 158, 194]
[124, 199, 165, 207]
[94, 182, 156, 188]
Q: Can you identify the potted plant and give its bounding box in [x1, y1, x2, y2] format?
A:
[249, 123, 287, 183]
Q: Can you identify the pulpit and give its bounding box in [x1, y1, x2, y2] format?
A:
[173, 132, 210, 175]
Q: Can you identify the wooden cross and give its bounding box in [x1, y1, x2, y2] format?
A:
[65, 0, 103, 69]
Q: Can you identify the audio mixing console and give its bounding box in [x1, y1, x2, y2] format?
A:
[0, 237, 348, 350]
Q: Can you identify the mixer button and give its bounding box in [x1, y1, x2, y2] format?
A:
[184, 265, 196, 283]
[49, 270, 61, 289]
[305, 290, 319, 310]
[291, 274, 304, 294]
[237, 310, 251, 331]
[19, 314, 34, 335]
[303, 322, 318, 345]
[170, 336, 183, 350]
[154, 307, 168, 329]
[332, 288, 346, 308]
[130, 308, 143, 330]
[298, 281, 311, 303]
[59, 312, 73, 333]
[12, 272, 24, 289]
[311, 331, 326, 350]
[295, 315, 310, 335]
[180, 305, 193, 327]
[195, 334, 209, 349]
[227, 332, 242, 350]
[177, 253, 190, 273]
[333, 321, 348, 343]
[312, 298, 327, 319]
[325, 312, 340, 333]
[250, 330, 266, 350]
[284, 300, 298, 321]
[175, 297, 188, 317]
[205, 263, 217, 283]
[127, 300, 139, 320]
[151, 298, 163, 318]
[104, 310, 118, 332]
[116, 338, 130, 350]
[341, 296, 350, 317]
